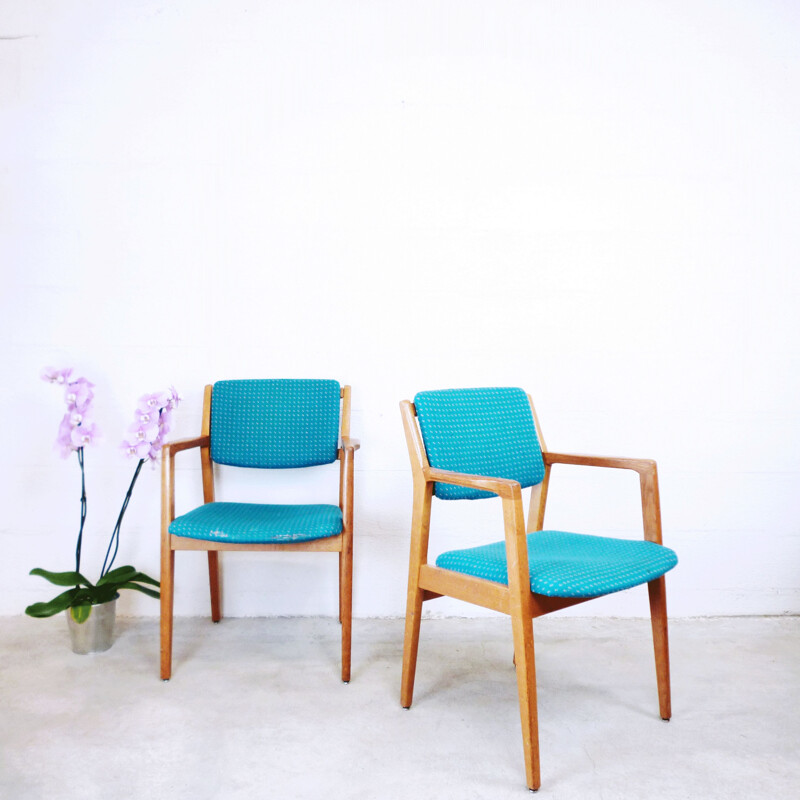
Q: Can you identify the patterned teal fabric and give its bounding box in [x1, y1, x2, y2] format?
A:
[435, 531, 678, 598]
[414, 388, 545, 500]
[170, 502, 343, 543]
[211, 379, 340, 468]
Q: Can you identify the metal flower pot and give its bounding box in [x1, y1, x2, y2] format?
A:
[66, 598, 117, 654]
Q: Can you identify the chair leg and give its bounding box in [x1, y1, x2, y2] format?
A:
[160, 547, 175, 681]
[509, 611, 541, 792]
[648, 576, 672, 720]
[338, 551, 343, 624]
[208, 551, 221, 623]
[340, 539, 353, 683]
[400, 581, 424, 709]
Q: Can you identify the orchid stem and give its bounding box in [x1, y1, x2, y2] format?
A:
[100, 458, 144, 578]
[75, 448, 87, 579]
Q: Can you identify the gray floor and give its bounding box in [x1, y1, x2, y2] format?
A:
[1, 615, 798, 799]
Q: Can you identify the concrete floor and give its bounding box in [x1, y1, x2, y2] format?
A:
[1, 615, 798, 799]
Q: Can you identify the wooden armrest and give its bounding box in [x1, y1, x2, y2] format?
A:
[545, 451, 663, 544]
[341, 436, 361, 451]
[424, 468, 521, 499]
[162, 435, 210, 456]
[424, 469, 528, 587]
[543, 451, 656, 476]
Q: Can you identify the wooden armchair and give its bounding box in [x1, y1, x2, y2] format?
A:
[160, 379, 358, 682]
[399, 387, 677, 791]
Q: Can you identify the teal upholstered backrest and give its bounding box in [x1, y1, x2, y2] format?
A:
[210, 379, 341, 469]
[414, 387, 545, 500]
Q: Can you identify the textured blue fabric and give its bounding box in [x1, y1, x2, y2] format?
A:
[211, 379, 340, 468]
[435, 531, 678, 598]
[169, 502, 343, 543]
[414, 388, 545, 500]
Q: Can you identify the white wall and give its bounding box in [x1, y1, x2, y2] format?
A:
[3, 1, 799, 618]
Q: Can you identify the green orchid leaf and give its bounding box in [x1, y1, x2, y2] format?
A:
[24, 588, 80, 618]
[97, 566, 137, 586]
[118, 581, 160, 599]
[29, 568, 94, 588]
[129, 572, 160, 588]
[70, 604, 92, 624]
[87, 585, 119, 605]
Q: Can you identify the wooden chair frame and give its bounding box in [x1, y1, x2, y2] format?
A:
[161, 383, 359, 682]
[399, 395, 670, 791]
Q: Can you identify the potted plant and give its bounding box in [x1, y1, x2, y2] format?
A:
[26, 367, 180, 653]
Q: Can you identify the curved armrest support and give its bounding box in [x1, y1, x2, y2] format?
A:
[424, 467, 531, 609]
[543, 452, 663, 544]
[162, 435, 210, 457]
[424, 467, 522, 500]
[544, 451, 656, 476]
[340, 436, 361, 452]
[161, 435, 211, 532]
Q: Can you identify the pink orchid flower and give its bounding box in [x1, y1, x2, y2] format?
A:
[65, 378, 94, 412]
[41, 367, 73, 385]
[123, 388, 181, 461]
[166, 386, 182, 408]
[55, 414, 75, 457]
[121, 439, 151, 459]
[129, 420, 160, 445]
[137, 391, 171, 414]
[70, 422, 99, 449]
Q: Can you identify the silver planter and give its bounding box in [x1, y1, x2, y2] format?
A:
[66, 598, 117, 654]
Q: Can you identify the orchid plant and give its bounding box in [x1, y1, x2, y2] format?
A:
[25, 368, 180, 623]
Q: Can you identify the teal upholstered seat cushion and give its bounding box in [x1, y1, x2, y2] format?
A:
[169, 502, 343, 544]
[435, 531, 678, 598]
[414, 388, 545, 501]
[211, 379, 340, 469]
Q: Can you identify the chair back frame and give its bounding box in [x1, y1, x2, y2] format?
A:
[400, 397, 587, 617]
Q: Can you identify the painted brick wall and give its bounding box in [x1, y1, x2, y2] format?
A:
[3, 1, 799, 617]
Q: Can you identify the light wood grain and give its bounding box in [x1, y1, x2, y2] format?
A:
[543, 451, 657, 474]
[399, 400, 432, 709]
[648, 575, 671, 720]
[417, 565, 510, 614]
[160, 444, 176, 681]
[339, 442, 355, 682]
[170, 534, 345, 552]
[199, 385, 220, 622]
